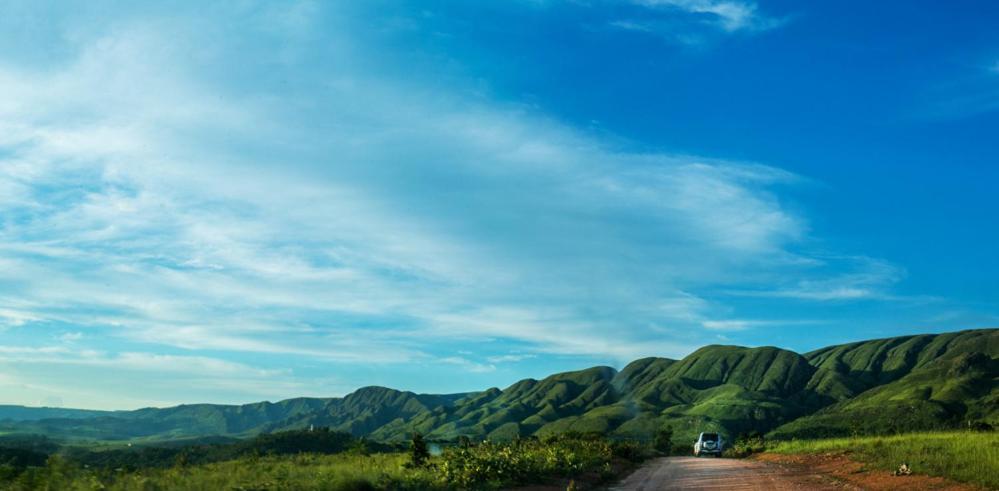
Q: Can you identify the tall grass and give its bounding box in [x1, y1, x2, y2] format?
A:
[767, 431, 998, 489]
[2, 435, 649, 490]
[6, 453, 433, 491]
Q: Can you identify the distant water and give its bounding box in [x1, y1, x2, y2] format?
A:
[428, 443, 444, 456]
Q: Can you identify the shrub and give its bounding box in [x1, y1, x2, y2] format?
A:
[654, 424, 674, 454]
[407, 432, 430, 468]
[728, 431, 766, 458]
[610, 440, 645, 462]
[967, 421, 994, 432]
[436, 434, 624, 489]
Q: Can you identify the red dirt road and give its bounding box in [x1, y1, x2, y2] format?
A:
[610, 456, 848, 490]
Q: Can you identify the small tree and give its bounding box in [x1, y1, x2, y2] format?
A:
[654, 424, 674, 454]
[409, 432, 430, 467]
[349, 437, 371, 456]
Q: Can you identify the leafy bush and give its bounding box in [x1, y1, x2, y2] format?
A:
[436, 434, 632, 489]
[0, 435, 59, 484]
[609, 440, 646, 462]
[653, 424, 673, 454]
[727, 431, 766, 458]
[407, 432, 430, 468]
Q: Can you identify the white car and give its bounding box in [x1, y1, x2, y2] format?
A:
[693, 432, 724, 457]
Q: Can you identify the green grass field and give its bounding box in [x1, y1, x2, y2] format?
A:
[1, 435, 648, 490]
[766, 431, 999, 489]
[6, 452, 427, 491]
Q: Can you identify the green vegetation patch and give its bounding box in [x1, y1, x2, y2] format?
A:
[766, 431, 999, 489]
[0, 433, 651, 491]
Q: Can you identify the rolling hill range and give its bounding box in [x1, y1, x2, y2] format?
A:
[2, 329, 995, 444]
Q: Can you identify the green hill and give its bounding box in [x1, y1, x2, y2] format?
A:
[771, 329, 999, 438]
[2, 329, 995, 444]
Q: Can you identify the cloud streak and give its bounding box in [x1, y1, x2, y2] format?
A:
[634, 0, 773, 32]
[609, 0, 787, 42]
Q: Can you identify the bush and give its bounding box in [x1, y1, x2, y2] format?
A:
[437, 434, 625, 489]
[967, 421, 994, 432]
[407, 432, 430, 468]
[610, 440, 646, 462]
[654, 425, 674, 454]
[728, 431, 766, 458]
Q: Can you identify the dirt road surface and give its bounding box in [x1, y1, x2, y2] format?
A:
[610, 456, 848, 490]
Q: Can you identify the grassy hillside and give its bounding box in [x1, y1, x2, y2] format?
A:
[772, 329, 999, 438]
[2, 329, 995, 445]
[370, 366, 619, 441]
[602, 345, 826, 441]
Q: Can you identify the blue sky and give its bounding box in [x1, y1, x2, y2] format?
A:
[0, 0, 997, 410]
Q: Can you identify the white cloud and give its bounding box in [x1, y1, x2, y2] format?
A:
[609, 20, 653, 33]
[487, 354, 537, 363]
[439, 356, 497, 373]
[701, 320, 754, 331]
[0, 346, 70, 355]
[728, 257, 905, 301]
[57, 331, 84, 342]
[423, 307, 702, 362]
[633, 0, 782, 33]
[700, 319, 824, 331]
[0, 345, 281, 377]
[0, 308, 42, 327]
[915, 58, 999, 119]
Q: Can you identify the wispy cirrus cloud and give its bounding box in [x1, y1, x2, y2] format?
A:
[634, 0, 775, 32]
[487, 354, 537, 364]
[610, 0, 787, 42]
[915, 56, 999, 119]
[0, 346, 285, 377]
[726, 257, 905, 301]
[439, 356, 497, 374]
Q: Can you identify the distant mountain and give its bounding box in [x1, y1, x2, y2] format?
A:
[2, 329, 995, 444]
[0, 391, 471, 443]
[0, 406, 109, 422]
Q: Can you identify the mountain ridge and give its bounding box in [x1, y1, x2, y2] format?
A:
[2, 328, 995, 443]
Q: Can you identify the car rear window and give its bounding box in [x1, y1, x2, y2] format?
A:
[702, 433, 719, 441]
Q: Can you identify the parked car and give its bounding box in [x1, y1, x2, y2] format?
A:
[693, 432, 724, 457]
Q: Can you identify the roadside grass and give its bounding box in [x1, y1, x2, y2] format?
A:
[766, 431, 999, 489]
